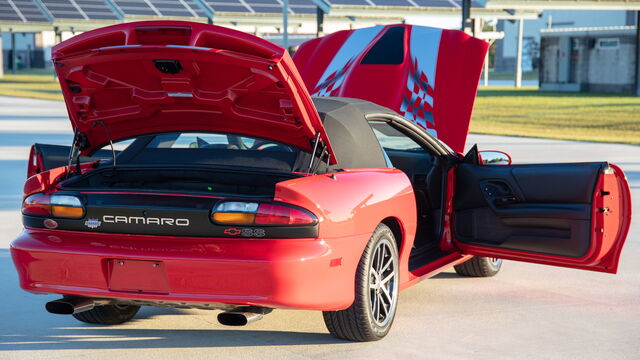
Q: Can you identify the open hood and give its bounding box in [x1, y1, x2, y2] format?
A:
[293, 25, 489, 153]
[52, 21, 335, 162]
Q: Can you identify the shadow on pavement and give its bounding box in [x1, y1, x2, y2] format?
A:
[430, 271, 464, 280]
[0, 328, 344, 351]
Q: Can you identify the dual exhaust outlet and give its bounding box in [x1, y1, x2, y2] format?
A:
[45, 297, 272, 326]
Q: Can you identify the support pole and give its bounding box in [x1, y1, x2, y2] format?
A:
[316, 6, 324, 38]
[54, 27, 62, 44]
[0, 35, 4, 78]
[282, 0, 289, 52]
[635, 11, 639, 96]
[515, 18, 524, 88]
[484, 44, 490, 87]
[11, 30, 17, 74]
[461, 0, 471, 33]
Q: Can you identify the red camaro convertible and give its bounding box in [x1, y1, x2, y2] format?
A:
[11, 21, 632, 342]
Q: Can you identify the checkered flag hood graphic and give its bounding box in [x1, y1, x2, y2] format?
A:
[400, 58, 437, 137]
[312, 58, 356, 97]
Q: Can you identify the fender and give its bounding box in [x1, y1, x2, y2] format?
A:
[274, 168, 417, 297]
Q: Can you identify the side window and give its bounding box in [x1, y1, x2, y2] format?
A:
[370, 121, 426, 153]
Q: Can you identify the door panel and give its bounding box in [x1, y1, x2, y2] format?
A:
[453, 162, 631, 273]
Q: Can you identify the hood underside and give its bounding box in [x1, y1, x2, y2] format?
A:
[52, 21, 334, 162]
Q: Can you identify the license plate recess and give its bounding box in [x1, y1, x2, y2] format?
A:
[108, 259, 170, 294]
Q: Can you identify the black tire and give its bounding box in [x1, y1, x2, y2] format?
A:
[454, 256, 503, 277]
[72, 305, 140, 325]
[323, 223, 399, 342]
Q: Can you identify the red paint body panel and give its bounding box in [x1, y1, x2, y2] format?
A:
[273, 168, 417, 286]
[11, 228, 369, 310]
[293, 25, 489, 153]
[12, 168, 418, 310]
[52, 21, 335, 162]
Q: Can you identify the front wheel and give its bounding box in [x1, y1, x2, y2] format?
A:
[323, 223, 399, 342]
[454, 256, 503, 277]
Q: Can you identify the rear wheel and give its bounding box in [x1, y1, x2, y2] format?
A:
[323, 223, 399, 342]
[454, 256, 503, 277]
[72, 305, 140, 325]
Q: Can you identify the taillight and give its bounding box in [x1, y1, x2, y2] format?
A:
[211, 202, 258, 225]
[255, 204, 314, 225]
[22, 194, 85, 219]
[22, 193, 51, 216]
[211, 201, 316, 226]
[51, 195, 84, 218]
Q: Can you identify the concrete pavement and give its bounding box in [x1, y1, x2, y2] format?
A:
[0, 96, 638, 359]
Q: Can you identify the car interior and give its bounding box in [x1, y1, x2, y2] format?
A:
[367, 120, 450, 270]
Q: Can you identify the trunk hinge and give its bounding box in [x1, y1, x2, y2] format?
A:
[93, 120, 117, 169]
[65, 130, 89, 178]
[306, 132, 331, 175]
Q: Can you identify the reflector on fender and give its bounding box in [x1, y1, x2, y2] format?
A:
[211, 201, 316, 226]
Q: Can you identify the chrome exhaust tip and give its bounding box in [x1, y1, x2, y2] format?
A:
[217, 307, 272, 326]
[45, 297, 95, 315]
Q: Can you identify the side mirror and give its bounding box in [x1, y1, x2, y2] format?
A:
[478, 150, 512, 165]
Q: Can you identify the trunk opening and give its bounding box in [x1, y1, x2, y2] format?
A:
[61, 166, 301, 198]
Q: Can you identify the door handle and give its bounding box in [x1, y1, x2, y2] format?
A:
[494, 196, 519, 206]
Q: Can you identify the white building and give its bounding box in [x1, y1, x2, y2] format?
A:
[494, 10, 636, 72]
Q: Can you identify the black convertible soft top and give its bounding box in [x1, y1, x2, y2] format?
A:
[310, 97, 393, 171]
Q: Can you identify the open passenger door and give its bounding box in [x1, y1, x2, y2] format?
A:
[452, 162, 631, 273]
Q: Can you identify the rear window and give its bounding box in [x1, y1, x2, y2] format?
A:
[145, 133, 294, 152]
[117, 132, 301, 172]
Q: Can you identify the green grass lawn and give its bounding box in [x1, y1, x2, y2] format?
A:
[1, 71, 639, 145]
[487, 71, 538, 81]
[0, 69, 62, 101]
[472, 87, 640, 145]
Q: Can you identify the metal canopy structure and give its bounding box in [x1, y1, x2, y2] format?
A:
[0, 0, 545, 31]
[0, 0, 49, 22]
[0, 0, 639, 96]
[486, 0, 640, 10]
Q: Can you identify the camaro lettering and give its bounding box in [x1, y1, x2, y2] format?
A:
[102, 215, 189, 226]
[128, 216, 145, 224]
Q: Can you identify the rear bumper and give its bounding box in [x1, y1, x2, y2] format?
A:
[11, 229, 368, 311]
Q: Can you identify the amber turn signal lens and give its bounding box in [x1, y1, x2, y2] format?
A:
[51, 205, 84, 218]
[212, 212, 256, 225]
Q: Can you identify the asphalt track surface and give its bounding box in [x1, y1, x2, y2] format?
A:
[0, 96, 638, 359]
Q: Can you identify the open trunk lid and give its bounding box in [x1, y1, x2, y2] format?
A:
[52, 21, 335, 163]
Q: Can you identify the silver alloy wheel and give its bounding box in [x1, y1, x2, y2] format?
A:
[368, 237, 398, 327]
[490, 258, 503, 267]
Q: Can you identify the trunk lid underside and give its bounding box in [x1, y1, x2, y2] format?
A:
[52, 21, 335, 162]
